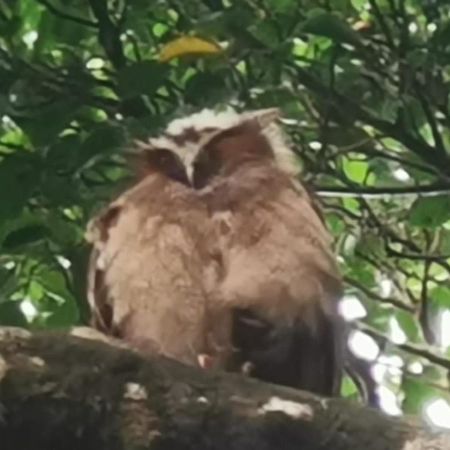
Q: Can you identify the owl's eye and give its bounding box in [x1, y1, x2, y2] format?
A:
[153, 149, 174, 165]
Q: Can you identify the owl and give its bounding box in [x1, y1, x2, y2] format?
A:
[165, 107, 344, 395]
[86, 107, 344, 396]
[86, 145, 232, 368]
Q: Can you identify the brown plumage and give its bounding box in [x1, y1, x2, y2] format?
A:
[86, 108, 343, 397]
[86, 146, 231, 367]
[184, 110, 344, 395]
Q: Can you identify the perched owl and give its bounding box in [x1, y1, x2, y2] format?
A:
[166, 108, 344, 396]
[86, 146, 232, 368]
[86, 107, 344, 397]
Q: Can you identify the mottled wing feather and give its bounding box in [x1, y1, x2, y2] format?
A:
[204, 163, 344, 395]
[86, 246, 112, 333]
[86, 174, 229, 367]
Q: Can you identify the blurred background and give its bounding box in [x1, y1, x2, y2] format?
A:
[0, 0, 450, 427]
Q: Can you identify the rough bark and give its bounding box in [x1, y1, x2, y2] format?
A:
[0, 326, 448, 450]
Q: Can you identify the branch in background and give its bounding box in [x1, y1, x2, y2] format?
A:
[367, 0, 395, 48]
[357, 198, 450, 275]
[385, 246, 450, 262]
[419, 256, 435, 345]
[414, 81, 447, 156]
[316, 183, 450, 198]
[37, 0, 97, 28]
[87, 0, 126, 69]
[357, 322, 450, 371]
[290, 64, 450, 177]
[344, 276, 414, 312]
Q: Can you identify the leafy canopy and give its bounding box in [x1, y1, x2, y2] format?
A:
[1, 0, 450, 424]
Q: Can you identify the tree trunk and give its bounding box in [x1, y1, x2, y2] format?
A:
[0, 326, 447, 450]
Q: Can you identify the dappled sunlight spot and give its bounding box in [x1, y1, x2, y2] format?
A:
[408, 23, 418, 34]
[259, 397, 313, 419]
[339, 295, 367, 321]
[86, 58, 105, 70]
[2, 115, 16, 127]
[377, 385, 402, 416]
[3, 261, 15, 270]
[20, 298, 38, 322]
[309, 141, 322, 150]
[424, 399, 450, 430]
[408, 361, 424, 375]
[379, 278, 393, 298]
[56, 256, 71, 270]
[380, 355, 404, 385]
[372, 362, 387, 384]
[427, 23, 437, 33]
[393, 168, 410, 182]
[373, 355, 404, 384]
[389, 317, 407, 345]
[22, 31, 38, 49]
[438, 309, 450, 349]
[124, 382, 148, 401]
[348, 330, 379, 361]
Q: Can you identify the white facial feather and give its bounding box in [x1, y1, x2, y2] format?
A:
[146, 107, 301, 180]
[166, 108, 242, 136]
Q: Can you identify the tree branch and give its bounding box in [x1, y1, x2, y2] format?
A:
[37, 0, 98, 28]
[0, 327, 448, 450]
[289, 64, 450, 178]
[87, 0, 126, 69]
[358, 322, 450, 371]
[316, 183, 450, 198]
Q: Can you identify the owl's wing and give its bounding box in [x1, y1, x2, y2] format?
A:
[86, 176, 226, 367]
[207, 168, 344, 395]
[230, 273, 344, 396]
[86, 202, 122, 336]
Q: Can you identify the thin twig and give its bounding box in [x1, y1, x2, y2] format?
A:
[37, 0, 97, 28]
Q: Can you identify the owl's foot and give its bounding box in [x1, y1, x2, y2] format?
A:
[197, 353, 215, 369]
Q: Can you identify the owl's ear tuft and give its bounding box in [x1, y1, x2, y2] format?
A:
[243, 108, 281, 129]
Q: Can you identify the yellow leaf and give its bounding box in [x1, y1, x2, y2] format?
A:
[159, 36, 222, 62]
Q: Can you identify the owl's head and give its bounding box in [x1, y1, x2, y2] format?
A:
[128, 143, 190, 186]
[140, 107, 299, 188]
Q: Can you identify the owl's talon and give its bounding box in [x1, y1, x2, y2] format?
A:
[198, 353, 215, 369]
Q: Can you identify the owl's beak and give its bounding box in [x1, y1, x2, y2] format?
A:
[180, 145, 199, 186]
[186, 163, 195, 186]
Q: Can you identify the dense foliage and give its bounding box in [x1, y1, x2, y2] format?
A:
[1, 0, 450, 423]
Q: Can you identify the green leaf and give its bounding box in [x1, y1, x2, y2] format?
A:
[43, 295, 80, 327]
[117, 61, 169, 99]
[265, 0, 297, 13]
[78, 123, 127, 166]
[0, 154, 40, 220]
[0, 301, 28, 327]
[430, 287, 450, 308]
[185, 71, 228, 105]
[301, 11, 363, 47]
[17, 98, 80, 146]
[1, 225, 48, 250]
[343, 158, 369, 183]
[37, 269, 72, 300]
[351, 0, 368, 12]
[409, 196, 450, 228]
[395, 310, 419, 342]
[402, 378, 449, 415]
[45, 134, 82, 172]
[342, 197, 360, 213]
[340, 374, 360, 399]
[40, 174, 79, 207]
